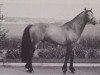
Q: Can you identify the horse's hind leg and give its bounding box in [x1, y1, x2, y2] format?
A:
[26, 61, 33, 73]
[25, 46, 35, 73]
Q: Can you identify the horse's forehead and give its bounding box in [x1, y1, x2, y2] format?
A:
[87, 11, 93, 16]
[87, 11, 92, 14]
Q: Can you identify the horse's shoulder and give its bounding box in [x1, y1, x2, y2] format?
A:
[65, 29, 78, 42]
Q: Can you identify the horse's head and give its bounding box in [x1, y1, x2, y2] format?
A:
[84, 8, 97, 25]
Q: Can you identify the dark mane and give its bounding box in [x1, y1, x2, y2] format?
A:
[62, 11, 85, 29]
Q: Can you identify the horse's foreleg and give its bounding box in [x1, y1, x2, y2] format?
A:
[62, 46, 71, 74]
[69, 50, 75, 73]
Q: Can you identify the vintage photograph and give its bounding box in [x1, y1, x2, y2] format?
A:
[0, 0, 100, 75]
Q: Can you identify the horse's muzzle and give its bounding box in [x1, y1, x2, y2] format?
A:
[91, 18, 98, 25]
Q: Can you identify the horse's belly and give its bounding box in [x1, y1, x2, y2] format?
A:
[45, 27, 67, 45]
[50, 35, 66, 44]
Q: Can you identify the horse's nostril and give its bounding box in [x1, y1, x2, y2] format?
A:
[94, 22, 97, 25]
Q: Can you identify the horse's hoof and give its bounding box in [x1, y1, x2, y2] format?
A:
[25, 65, 29, 69]
[71, 70, 75, 73]
[25, 64, 30, 69]
[27, 68, 34, 73]
[62, 70, 66, 74]
[69, 67, 75, 73]
[62, 69, 67, 74]
[27, 70, 33, 73]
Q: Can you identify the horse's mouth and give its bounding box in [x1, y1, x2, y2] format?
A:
[91, 20, 98, 25]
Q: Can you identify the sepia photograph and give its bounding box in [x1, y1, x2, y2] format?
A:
[0, 0, 100, 75]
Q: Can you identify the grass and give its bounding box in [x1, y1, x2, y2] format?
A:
[0, 57, 100, 63]
[32, 57, 100, 63]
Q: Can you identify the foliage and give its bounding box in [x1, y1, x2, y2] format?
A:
[2, 37, 21, 49]
[80, 37, 100, 49]
[0, 4, 8, 49]
[6, 49, 21, 59]
[1, 36, 100, 59]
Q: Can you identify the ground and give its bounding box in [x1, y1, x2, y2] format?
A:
[0, 66, 100, 75]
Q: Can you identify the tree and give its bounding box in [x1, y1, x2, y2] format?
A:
[0, 4, 7, 48]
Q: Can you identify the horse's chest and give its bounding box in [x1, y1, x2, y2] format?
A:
[66, 30, 78, 42]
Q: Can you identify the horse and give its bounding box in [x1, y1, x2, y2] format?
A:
[21, 8, 97, 74]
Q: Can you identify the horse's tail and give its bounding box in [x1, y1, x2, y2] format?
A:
[21, 25, 33, 62]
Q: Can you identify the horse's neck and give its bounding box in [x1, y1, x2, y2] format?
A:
[64, 11, 87, 37]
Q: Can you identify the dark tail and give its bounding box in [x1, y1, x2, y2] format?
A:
[21, 25, 33, 62]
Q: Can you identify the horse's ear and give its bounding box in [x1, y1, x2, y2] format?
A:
[84, 8, 87, 11]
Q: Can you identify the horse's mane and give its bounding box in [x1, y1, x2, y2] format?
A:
[62, 11, 85, 29]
